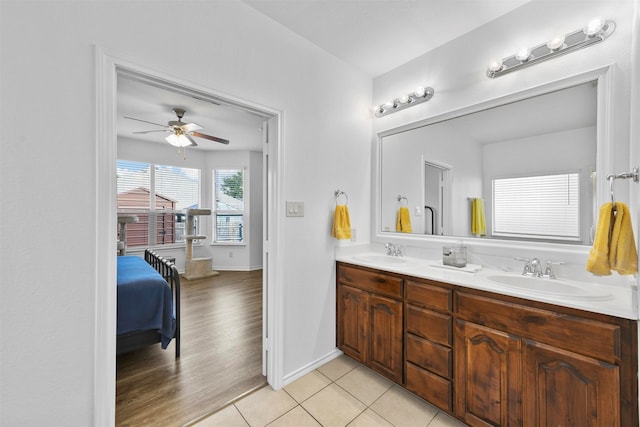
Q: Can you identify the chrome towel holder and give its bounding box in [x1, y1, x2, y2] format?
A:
[397, 195, 409, 206]
[335, 190, 348, 206]
[606, 166, 638, 210]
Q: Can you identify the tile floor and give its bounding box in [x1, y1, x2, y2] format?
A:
[193, 355, 467, 427]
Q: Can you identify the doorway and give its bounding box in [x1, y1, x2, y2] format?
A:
[95, 49, 283, 425]
[423, 161, 450, 235]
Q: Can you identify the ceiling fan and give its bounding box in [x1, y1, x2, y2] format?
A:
[125, 108, 230, 147]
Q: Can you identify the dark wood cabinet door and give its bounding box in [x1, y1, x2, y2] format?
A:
[523, 340, 620, 427]
[337, 284, 367, 363]
[368, 293, 403, 382]
[455, 320, 521, 427]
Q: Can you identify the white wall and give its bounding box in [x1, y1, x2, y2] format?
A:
[372, 0, 637, 262]
[0, 1, 371, 425]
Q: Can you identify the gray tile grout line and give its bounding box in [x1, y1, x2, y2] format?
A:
[263, 363, 407, 427]
[227, 359, 455, 427]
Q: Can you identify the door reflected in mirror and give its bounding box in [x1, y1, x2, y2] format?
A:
[380, 81, 597, 245]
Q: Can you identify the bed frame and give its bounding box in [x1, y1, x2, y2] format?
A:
[116, 250, 181, 358]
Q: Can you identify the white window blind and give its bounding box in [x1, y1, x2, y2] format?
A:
[213, 169, 244, 243]
[117, 160, 200, 247]
[155, 165, 200, 210]
[492, 172, 580, 241]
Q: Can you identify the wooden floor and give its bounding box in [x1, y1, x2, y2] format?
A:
[116, 270, 266, 426]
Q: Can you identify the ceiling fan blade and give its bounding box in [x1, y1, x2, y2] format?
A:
[133, 129, 169, 134]
[191, 131, 230, 145]
[181, 122, 203, 132]
[124, 116, 167, 127]
[185, 134, 198, 147]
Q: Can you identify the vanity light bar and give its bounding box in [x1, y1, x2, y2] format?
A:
[487, 17, 615, 78]
[373, 86, 435, 118]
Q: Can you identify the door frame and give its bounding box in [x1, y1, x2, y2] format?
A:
[94, 46, 284, 426]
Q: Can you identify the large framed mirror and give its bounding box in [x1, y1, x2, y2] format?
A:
[376, 68, 612, 247]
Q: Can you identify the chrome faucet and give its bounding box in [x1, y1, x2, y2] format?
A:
[515, 257, 562, 279]
[529, 258, 543, 277]
[385, 243, 403, 257]
[543, 261, 565, 279]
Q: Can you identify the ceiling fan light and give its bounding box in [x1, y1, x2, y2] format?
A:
[165, 133, 191, 147]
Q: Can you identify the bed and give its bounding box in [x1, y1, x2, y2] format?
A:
[116, 250, 181, 357]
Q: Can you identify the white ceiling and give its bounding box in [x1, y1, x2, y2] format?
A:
[117, 75, 268, 152]
[241, 0, 531, 77]
[117, 1, 532, 151]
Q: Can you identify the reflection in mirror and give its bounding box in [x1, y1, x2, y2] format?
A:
[380, 81, 597, 245]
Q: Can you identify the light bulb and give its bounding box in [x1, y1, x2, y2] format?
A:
[398, 94, 410, 104]
[515, 48, 531, 61]
[165, 133, 191, 147]
[546, 35, 565, 50]
[488, 59, 503, 72]
[414, 86, 426, 97]
[383, 100, 396, 109]
[584, 17, 605, 36]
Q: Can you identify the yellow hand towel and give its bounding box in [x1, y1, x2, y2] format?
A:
[396, 206, 412, 233]
[608, 203, 638, 275]
[471, 198, 486, 236]
[332, 205, 352, 240]
[587, 202, 614, 275]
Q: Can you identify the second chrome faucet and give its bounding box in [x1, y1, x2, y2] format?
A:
[385, 243, 404, 257]
[515, 257, 563, 279]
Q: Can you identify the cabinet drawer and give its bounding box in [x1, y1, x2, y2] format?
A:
[406, 305, 452, 346]
[456, 291, 621, 362]
[337, 264, 402, 299]
[405, 362, 452, 412]
[406, 333, 452, 378]
[406, 280, 452, 312]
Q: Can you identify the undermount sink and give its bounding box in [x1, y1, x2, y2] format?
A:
[486, 275, 611, 300]
[353, 254, 409, 266]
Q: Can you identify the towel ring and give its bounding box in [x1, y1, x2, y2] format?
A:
[397, 195, 408, 206]
[335, 190, 348, 206]
[606, 167, 639, 212]
[608, 175, 616, 209]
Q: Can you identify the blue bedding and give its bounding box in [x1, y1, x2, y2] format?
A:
[117, 255, 176, 349]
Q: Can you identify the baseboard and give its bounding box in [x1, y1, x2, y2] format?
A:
[282, 348, 344, 387]
[211, 265, 263, 272]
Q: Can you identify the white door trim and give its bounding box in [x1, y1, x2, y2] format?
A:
[94, 45, 284, 426]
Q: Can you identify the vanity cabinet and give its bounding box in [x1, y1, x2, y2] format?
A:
[455, 320, 522, 426]
[335, 262, 638, 426]
[455, 290, 635, 427]
[404, 278, 454, 412]
[522, 340, 619, 426]
[336, 264, 403, 382]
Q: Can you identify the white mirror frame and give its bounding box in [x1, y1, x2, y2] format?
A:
[373, 65, 614, 255]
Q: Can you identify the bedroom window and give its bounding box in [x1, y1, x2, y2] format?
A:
[213, 169, 244, 243]
[117, 160, 200, 248]
[492, 172, 580, 241]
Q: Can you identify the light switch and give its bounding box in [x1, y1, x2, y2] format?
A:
[286, 201, 304, 217]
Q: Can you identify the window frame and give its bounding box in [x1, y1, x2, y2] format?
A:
[116, 159, 201, 249]
[491, 171, 581, 242]
[212, 168, 246, 245]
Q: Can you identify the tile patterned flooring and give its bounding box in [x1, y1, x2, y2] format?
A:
[193, 355, 467, 427]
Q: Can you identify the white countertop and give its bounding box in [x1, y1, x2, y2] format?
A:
[336, 250, 639, 320]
